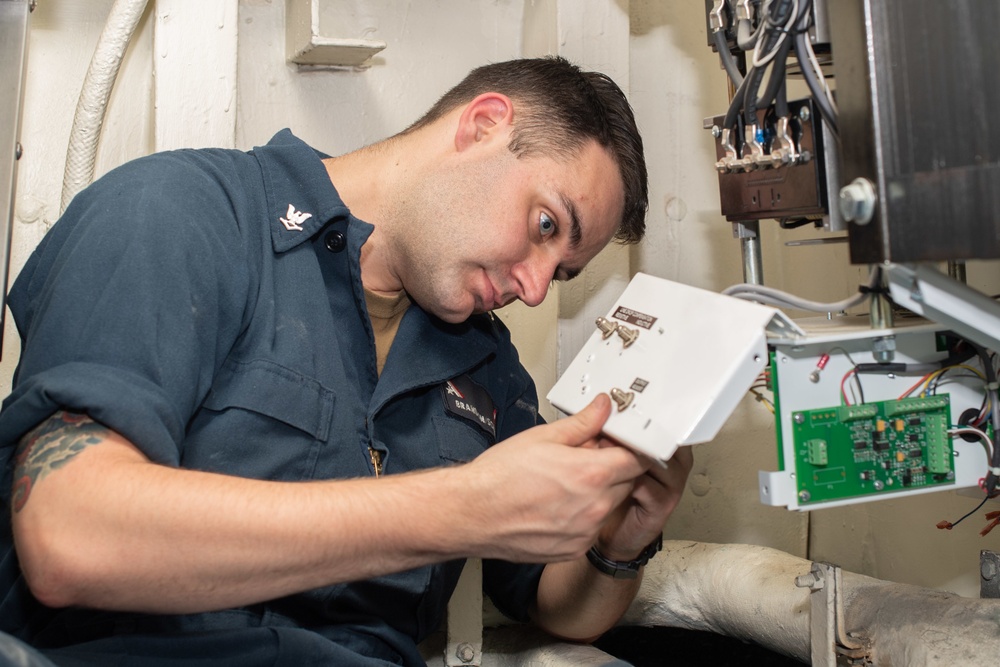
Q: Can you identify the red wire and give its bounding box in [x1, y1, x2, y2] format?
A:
[840, 368, 856, 406]
[897, 372, 934, 400]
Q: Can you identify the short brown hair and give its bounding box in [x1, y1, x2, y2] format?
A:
[405, 57, 647, 244]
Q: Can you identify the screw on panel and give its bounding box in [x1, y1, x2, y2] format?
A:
[794, 571, 822, 590]
[794, 413, 805, 424]
[610, 388, 634, 412]
[798, 106, 811, 122]
[871, 336, 896, 364]
[798, 490, 811, 503]
[455, 643, 476, 664]
[711, 124, 722, 138]
[838, 177, 877, 225]
[595, 316, 618, 339]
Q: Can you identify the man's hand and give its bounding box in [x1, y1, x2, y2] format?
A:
[461, 394, 652, 563]
[594, 443, 693, 562]
[525, 404, 692, 642]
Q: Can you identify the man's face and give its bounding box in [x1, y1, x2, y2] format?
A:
[392, 138, 625, 324]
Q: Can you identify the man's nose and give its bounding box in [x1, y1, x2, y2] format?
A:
[512, 256, 555, 307]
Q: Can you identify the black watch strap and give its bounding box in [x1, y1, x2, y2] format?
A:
[585, 534, 663, 579]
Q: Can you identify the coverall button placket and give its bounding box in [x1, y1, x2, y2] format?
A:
[324, 230, 347, 253]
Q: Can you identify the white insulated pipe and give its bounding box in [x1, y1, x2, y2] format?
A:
[623, 540, 1000, 665]
[60, 0, 149, 214]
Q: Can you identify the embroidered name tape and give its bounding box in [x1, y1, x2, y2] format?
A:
[441, 375, 497, 440]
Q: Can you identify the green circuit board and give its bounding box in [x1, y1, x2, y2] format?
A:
[791, 395, 955, 505]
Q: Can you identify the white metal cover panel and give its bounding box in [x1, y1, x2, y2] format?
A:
[547, 273, 782, 461]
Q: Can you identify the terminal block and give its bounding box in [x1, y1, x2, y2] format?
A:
[706, 97, 841, 229]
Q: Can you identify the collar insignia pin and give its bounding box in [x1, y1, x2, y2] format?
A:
[280, 204, 312, 231]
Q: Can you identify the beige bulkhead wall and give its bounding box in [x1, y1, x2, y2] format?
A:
[5, 0, 997, 603]
[630, 0, 1000, 598]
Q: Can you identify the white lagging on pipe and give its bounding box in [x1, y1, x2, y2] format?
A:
[623, 540, 1000, 665]
[60, 0, 149, 215]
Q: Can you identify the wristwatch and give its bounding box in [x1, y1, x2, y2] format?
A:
[585, 534, 663, 579]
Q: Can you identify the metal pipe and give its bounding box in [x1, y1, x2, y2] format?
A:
[622, 540, 1000, 665]
[868, 265, 893, 330]
[734, 221, 764, 285]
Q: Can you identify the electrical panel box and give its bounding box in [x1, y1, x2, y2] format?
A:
[761, 317, 990, 511]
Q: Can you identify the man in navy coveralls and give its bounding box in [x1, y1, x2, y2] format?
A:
[0, 57, 691, 666]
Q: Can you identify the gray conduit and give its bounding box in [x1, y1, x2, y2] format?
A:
[60, 0, 149, 214]
[622, 540, 1000, 665]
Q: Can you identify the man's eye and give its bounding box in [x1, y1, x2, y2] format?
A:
[539, 212, 556, 237]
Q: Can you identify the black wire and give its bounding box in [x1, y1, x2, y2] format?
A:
[774, 73, 789, 119]
[756, 41, 791, 112]
[854, 332, 977, 376]
[723, 67, 754, 131]
[980, 353, 1000, 424]
[931, 371, 987, 396]
[714, 29, 745, 88]
[947, 492, 991, 529]
[853, 368, 866, 405]
[743, 60, 770, 126]
[793, 27, 838, 136]
[779, 217, 815, 229]
[743, 0, 795, 126]
[969, 340, 1000, 494]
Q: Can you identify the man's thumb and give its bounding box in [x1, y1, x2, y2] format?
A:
[555, 393, 612, 446]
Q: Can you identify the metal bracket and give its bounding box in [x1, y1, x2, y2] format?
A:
[285, 0, 386, 67]
[795, 562, 871, 666]
[981, 550, 1000, 599]
[886, 262, 1000, 353]
[445, 559, 483, 666]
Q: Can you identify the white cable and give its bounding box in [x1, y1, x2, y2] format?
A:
[723, 267, 878, 313]
[60, 0, 150, 214]
[752, 0, 799, 68]
[948, 426, 996, 469]
[803, 27, 837, 113]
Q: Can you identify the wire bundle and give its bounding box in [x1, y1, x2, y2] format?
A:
[723, 266, 877, 313]
[712, 0, 838, 139]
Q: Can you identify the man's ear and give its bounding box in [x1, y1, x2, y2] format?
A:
[454, 93, 514, 152]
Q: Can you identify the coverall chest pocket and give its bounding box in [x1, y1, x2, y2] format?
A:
[184, 359, 336, 481]
[432, 416, 492, 464]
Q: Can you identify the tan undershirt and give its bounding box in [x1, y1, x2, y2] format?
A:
[364, 288, 411, 376]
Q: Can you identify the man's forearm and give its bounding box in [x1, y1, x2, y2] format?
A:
[11, 399, 652, 614]
[12, 423, 474, 613]
[532, 556, 642, 643]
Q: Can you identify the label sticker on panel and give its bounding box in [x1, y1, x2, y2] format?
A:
[612, 306, 657, 329]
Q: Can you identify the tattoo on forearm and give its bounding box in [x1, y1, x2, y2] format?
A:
[11, 411, 105, 513]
